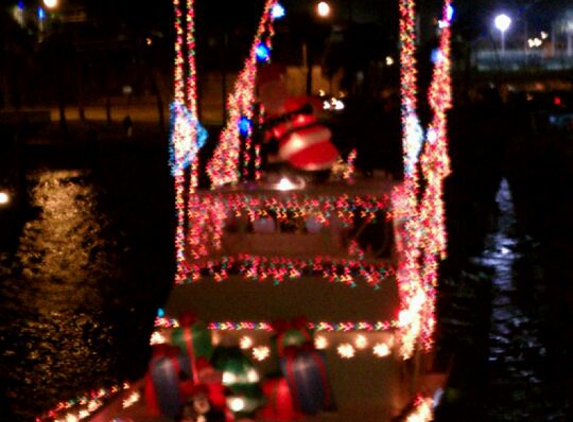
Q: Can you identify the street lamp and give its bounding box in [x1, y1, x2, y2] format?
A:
[43, 0, 59, 9]
[316, 1, 331, 18]
[303, 2, 331, 95]
[495, 13, 512, 55]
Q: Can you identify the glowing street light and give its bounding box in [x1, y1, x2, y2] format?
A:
[43, 0, 59, 9]
[494, 13, 512, 55]
[0, 191, 10, 205]
[316, 1, 331, 18]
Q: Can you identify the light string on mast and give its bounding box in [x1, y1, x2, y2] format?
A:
[206, 0, 279, 188]
[394, 0, 452, 358]
[170, 0, 206, 283]
[418, 0, 452, 347]
[394, 0, 425, 360]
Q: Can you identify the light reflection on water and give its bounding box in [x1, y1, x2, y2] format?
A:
[0, 154, 174, 421]
[477, 180, 561, 420]
[17, 170, 106, 311]
[436, 179, 571, 421]
[1, 170, 120, 420]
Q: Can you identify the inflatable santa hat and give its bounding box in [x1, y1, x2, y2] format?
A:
[258, 65, 339, 173]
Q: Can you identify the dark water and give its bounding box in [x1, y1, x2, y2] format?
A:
[434, 115, 573, 421]
[0, 130, 175, 420]
[1, 115, 573, 421]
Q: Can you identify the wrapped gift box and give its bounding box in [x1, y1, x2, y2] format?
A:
[280, 347, 334, 415]
[145, 344, 192, 418]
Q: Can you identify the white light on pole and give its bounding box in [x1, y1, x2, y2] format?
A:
[317, 1, 331, 18]
[43, 0, 59, 9]
[495, 13, 512, 55]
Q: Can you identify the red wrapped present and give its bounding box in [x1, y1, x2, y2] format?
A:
[258, 376, 302, 421]
[171, 311, 213, 382]
[196, 357, 229, 410]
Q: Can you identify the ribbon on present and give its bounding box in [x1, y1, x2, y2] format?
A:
[259, 376, 302, 421]
[271, 317, 314, 358]
[171, 311, 213, 383]
[196, 357, 229, 410]
[145, 344, 192, 418]
[280, 344, 333, 415]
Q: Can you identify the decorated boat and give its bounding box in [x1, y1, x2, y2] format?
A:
[36, 0, 453, 421]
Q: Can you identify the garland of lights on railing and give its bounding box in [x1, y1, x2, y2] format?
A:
[152, 317, 397, 360]
[179, 190, 392, 263]
[395, 0, 452, 358]
[207, 0, 279, 187]
[155, 316, 397, 332]
[186, 254, 395, 287]
[35, 383, 138, 422]
[178, 190, 394, 281]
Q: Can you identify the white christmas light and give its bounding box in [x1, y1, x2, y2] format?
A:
[354, 334, 368, 349]
[123, 391, 141, 408]
[373, 343, 391, 358]
[149, 331, 168, 345]
[337, 343, 355, 358]
[252, 346, 270, 361]
[223, 372, 238, 385]
[228, 397, 246, 412]
[77, 410, 89, 419]
[65, 413, 79, 422]
[239, 335, 253, 349]
[315, 335, 328, 349]
[246, 368, 260, 383]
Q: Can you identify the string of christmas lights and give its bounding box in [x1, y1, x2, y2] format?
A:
[395, 0, 452, 358]
[154, 317, 396, 332]
[207, 0, 279, 187]
[396, 0, 425, 359]
[35, 384, 133, 422]
[170, 0, 206, 283]
[417, 0, 453, 348]
[184, 254, 395, 287]
[181, 190, 392, 264]
[404, 395, 434, 422]
[191, 191, 391, 222]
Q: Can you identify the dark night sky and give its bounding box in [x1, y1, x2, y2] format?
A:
[2, 0, 572, 41]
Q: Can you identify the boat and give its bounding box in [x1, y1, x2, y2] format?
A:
[36, 0, 453, 420]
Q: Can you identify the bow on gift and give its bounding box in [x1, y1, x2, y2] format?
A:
[271, 316, 314, 357]
[172, 311, 214, 383]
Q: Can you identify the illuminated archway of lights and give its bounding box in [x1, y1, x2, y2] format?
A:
[207, 0, 280, 187]
[394, 0, 452, 358]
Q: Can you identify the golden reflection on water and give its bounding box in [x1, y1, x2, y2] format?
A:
[1, 169, 118, 421]
[17, 170, 106, 312]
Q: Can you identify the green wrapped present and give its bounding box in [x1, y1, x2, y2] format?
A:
[171, 311, 213, 380]
[211, 344, 265, 418]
